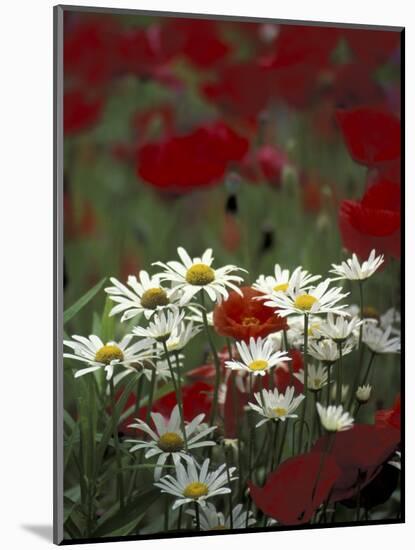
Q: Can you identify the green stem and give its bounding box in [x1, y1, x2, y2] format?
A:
[276, 420, 288, 464]
[177, 506, 183, 530]
[326, 364, 333, 407]
[361, 352, 376, 387]
[348, 281, 365, 409]
[109, 377, 125, 510]
[298, 313, 309, 452]
[200, 293, 221, 426]
[162, 342, 188, 450]
[127, 374, 146, 500]
[270, 421, 280, 472]
[223, 447, 234, 529]
[164, 497, 169, 532]
[194, 501, 201, 531]
[336, 342, 343, 406]
[283, 329, 289, 352]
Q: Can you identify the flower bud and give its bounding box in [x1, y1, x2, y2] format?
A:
[356, 384, 372, 404]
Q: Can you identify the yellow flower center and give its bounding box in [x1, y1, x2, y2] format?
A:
[95, 344, 124, 365]
[185, 263, 215, 286]
[140, 287, 169, 310]
[242, 316, 260, 327]
[248, 359, 268, 371]
[294, 294, 318, 311]
[273, 283, 289, 292]
[157, 432, 184, 452]
[212, 525, 226, 530]
[183, 482, 209, 499]
[313, 378, 322, 388]
[272, 407, 288, 417]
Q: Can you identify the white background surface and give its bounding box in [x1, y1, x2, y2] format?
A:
[0, 0, 412, 548]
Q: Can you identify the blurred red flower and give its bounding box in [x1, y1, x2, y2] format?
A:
[172, 19, 231, 68]
[202, 63, 274, 118]
[249, 452, 341, 525]
[213, 286, 288, 342]
[331, 63, 384, 109]
[376, 394, 401, 431]
[336, 107, 401, 166]
[64, 89, 104, 135]
[339, 179, 401, 259]
[312, 424, 400, 503]
[64, 16, 119, 88]
[343, 29, 400, 70]
[137, 122, 249, 191]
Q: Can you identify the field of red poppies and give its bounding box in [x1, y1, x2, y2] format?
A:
[62, 9, 402, 541]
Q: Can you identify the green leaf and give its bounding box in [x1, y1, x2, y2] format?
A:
[94, 375, 138, 478]
[63, 277, 106, 325]
[91, 488, 158, 537]
[100, 296, 115, 343]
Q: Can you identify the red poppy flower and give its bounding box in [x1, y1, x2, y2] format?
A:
[202, 62, 274, 118]
[213, 286, 288, 342]
[336, 107, 401, 166]
[137, 122, 249, 191]
[64, 89, 104, 135]
[339, 179, 401, 259]
[343, 28, 400, 70]
[312, 424, 400, 502]
[64, 16, 119, 88]
[249, 452, 341, 525]
[171, 19, 231, 68]
[331, 63, 384, 109]
[376, 394, 401, 431]
[257, 145, 290, 186]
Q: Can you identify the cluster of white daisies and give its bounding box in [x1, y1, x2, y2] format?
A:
[63, 246, 400, 519]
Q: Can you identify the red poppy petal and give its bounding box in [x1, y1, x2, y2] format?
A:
[336, 107, 401, 166]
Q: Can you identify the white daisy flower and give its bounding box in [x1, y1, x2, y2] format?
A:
[153, 247, 245, 306]
[330, 249, 384, 281]
[308, 338, 354, 364]
[248, 386, 305, 427]
[293, 364, 329, 392]
[104, 271, 180, 321]
[127, 406, 216, 480]
[380, 308, 401, 336]
[154, 458, 237, 510]
[111, 355, 177, 388]
[161, 321, 201, 353]
[133, 308, 185, 343]
[64, 334, 156, 380]
[363, 324, 401, 354]
[316, 403, 354, 432]
[317, 313, 363, 343]
[186, 502, 255, 530]
[225, 337, 291, 377]
[264, 275, 349, 318]
[356, 384, 372, 404]
[253, 265, 320, 295]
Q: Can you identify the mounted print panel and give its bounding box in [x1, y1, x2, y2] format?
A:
[54, 5, 404, 544]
